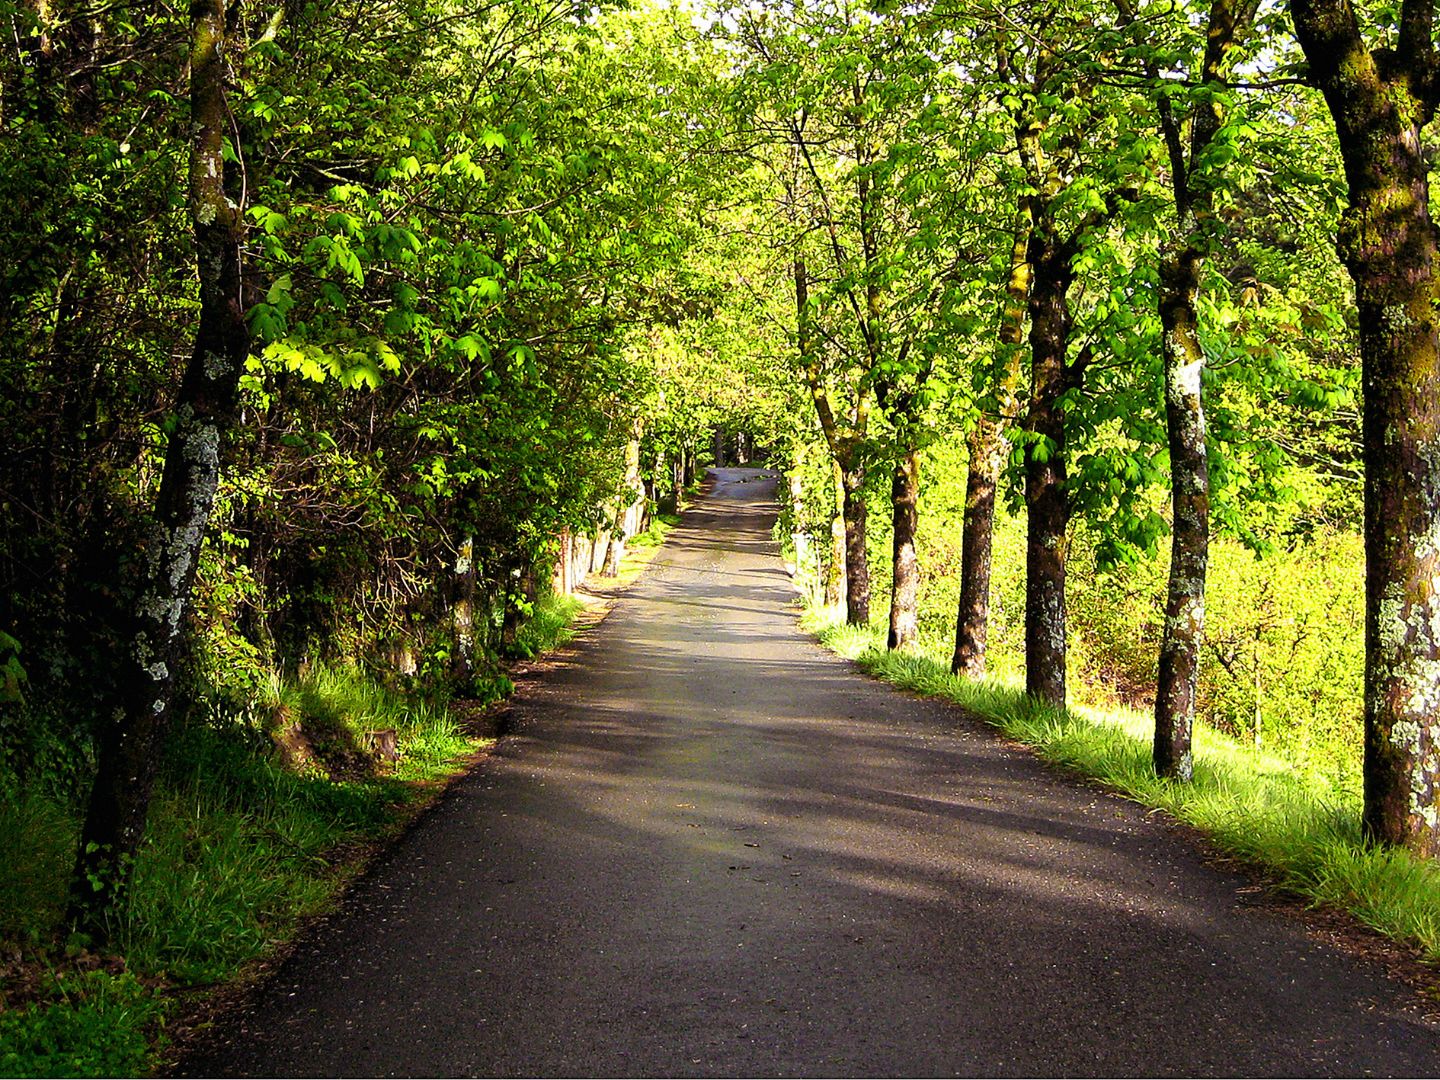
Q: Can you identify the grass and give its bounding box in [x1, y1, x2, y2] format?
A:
[0, 600, 591, 1077]
[628, 511, 682, 549]
[508, 593, 588, 660]
[804, 607, 1440, 966]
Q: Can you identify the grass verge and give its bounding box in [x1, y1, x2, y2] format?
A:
[804, 607, 1440, 967]
[0, 599, 591, 1077]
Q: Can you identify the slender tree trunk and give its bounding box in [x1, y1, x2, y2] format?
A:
[600, 507, 623, 576]
[1023, 237, 1075, 706]
[1292, 0, 1440, 854]
[69, 0, 249, 936]
[601, 423, 645, 577]
[622, 421, 645, 536]
[452, 535, 476, 681]
[1153, 247, 1210, 780]
[1134, 0, 1256, 781]
[954, 420, 1001, 675]
[887, 449, 920, 650]
[825, 459, 846, 607]
[840, 461, 870, 626]
[954, 210, 1031, 677]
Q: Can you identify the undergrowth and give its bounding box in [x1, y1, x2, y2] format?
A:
[0, 644, 553, 1076]
[804, 608, 1440, 966]
[507, 593, 587, 660]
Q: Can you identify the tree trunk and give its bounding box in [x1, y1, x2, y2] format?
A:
[622, 421, 645, 536]
[1153, 247, 1211, 781]
[69, 0, 249, 937]
[712, 428, 726, 467]
[1357, 276, 1440, 851]
[953, 419, 1001, 676]
[841, 461, 870, 626]
[887, 450, 920, 650]
[555, 528, 573, 596]
[1023, 237, 1075, 706]
[825, 459, 846, 607]
[600, 508, 623, 576]
[501, 557, 537, 650]
[954, 210, 1031, 677]
[452, 535, 476, 681]
[1293, 0, 1440, 854]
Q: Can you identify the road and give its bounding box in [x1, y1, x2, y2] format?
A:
[178, 467, 1440, 1077]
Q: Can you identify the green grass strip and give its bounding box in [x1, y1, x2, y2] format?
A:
[804, 608, 1440, 965]
[0, 597, 596, 1077]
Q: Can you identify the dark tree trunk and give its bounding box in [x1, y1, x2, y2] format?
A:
[1023, 236, 1076, 707]
[1293, 0, 1440, 854]
[887, 450, 920, 650]
[452, 535, 476, 681]
[1153, 249, 1211, 781]
[954, 419, 1001, 675]
[1140, 0, 1256, 780]
[501, 558, 537, 650]
[69, 0, 249, 937]
[825, 460, 846, 607]
[954, 211, 1031, 677]
[841, 462, 870, 626]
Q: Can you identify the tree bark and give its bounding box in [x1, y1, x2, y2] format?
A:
[69, 0, 249, 936]
[788, 467, 813, 592]
[1023, 234, 1076, 706]
[954, 420, 1001, 675]
[954, 210, 1031, 677]
[825, 459, 846, 607]
[887, 449, 920, 650]
[1136, 0, 1256, 780]
[1292, 0, 1440, 853]
[841, 462, 870, 626]
[452, 535, 476, 681]
[1153, 249, 1210, 780]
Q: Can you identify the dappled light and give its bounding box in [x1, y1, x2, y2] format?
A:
[175, 471, 1440, 1077]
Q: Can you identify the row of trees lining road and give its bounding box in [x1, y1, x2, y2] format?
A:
[712, 0, 1440, 857]
[0, 0, 793, 938]
[4, 0, 1440, 945]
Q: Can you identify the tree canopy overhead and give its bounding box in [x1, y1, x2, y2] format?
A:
[4, 0, 1440, 947]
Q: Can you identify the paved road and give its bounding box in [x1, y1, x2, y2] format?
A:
[179, 468, 1440, 1077]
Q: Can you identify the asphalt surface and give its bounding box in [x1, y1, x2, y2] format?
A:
[179, 467, 1440, 1077]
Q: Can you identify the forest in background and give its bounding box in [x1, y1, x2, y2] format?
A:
[6, 0, 1440, 1070]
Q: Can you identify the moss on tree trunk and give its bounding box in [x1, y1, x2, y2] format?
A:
[1293, 0, 1440, 853]
[69, 0, 250, 937]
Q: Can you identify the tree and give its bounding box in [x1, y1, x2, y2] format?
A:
[1004, 32, 1136, 706]
[1291, 0, 1440, 853]
[1111, 0, 1262, 780]
[724, 0, 974, 634]
[69, 0, 250, 935]
[952, 202, 1031, 677]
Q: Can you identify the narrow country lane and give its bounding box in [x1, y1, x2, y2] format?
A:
[177, 468, 1440, 1078]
